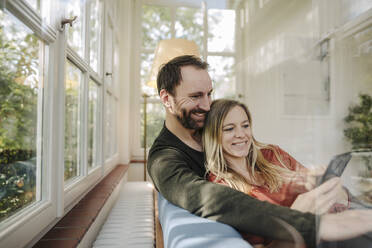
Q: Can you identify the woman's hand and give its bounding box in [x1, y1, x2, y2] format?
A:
[290, 177, 344, 214]
[319, 209, 372, 242]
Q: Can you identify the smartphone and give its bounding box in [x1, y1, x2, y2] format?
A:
[317, 152, 352, 185]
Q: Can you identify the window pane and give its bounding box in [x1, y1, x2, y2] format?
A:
[175, 7, 204, 53]
[208, 9, 235, 52]
[105, 24, 113, 89]
[140, 52, 158, 96]
[208, 56, 236, 99]
[113, 42, 120, 93]
[340, 0, 372, 25]
[24, 0, 41, 11]
[140, 103, 165, 148]
[104, 93, 111, 160]
[88, 80, 99, 170]
[142, 5, 171, 49]
[104, 95, 117, 160]
[110, 97, 117, 156]
[24, 0, 50, 21]
[89, 0, 102, 73]
[65, 61, 81, 181]
[65, 0, 85, 57]
[0, 9, 43, 222]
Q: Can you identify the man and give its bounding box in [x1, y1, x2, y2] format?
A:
[147, 55, 372, 248]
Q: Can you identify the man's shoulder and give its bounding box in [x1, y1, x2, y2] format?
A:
[148, 126, 204, 171]
[149, 127, 186, 159]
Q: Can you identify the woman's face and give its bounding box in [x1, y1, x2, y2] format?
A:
[221, 106, 252, 161]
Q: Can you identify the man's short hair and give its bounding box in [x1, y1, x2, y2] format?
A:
[157, 55, 209, 96]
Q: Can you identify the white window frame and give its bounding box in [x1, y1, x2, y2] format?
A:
[0, 1, 58, 247]
[0, 0, 121, 246]
[87, 77, 102, 172]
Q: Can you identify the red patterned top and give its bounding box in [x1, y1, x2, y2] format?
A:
[208, 145, 309, 206]
[208, 145, 348, 246]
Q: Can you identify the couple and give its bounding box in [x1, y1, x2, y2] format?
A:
[147, 55, 372, 247]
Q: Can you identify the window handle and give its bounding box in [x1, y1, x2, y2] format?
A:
[106, 72, 113, 77]
[60, 16, 77, 31]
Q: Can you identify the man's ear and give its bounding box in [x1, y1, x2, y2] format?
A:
[160, 89, 171, 108]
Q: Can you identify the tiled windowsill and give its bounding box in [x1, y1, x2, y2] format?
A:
[33, 164, 129, 248]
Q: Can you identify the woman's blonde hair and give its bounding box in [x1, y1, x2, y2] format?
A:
[203, 99, 292, 193]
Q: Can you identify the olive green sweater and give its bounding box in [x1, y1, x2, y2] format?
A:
[147, 126, 317, 247]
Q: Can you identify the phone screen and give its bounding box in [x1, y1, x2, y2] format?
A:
[318, 152, 352, 185]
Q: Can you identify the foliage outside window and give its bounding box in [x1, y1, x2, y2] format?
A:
[0, 9, 43, 222]
[140, 3, 236, 149]
[140, 103, 165, 148]
[141, 5, 171, 49]
[175, 7, 204, 53]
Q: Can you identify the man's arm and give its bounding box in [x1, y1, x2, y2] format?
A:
[148, 148, 317, 247]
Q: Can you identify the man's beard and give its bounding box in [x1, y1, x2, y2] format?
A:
[176, 108, 208, 131]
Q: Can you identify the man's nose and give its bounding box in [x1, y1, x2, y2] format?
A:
[198, 95, 210, 111]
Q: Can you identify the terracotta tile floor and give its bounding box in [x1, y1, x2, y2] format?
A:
[33, 164, 129, 248]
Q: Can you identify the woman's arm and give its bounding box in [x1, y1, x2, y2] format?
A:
[275, 146, 349, 210]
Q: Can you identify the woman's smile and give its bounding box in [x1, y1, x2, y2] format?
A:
[222, 106, 253, 160]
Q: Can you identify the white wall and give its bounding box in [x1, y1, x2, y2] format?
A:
[118, 0, 134, 165]
[241, 0, 372, 166]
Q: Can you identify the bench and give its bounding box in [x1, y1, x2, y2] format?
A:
[93, 182, 155, 248]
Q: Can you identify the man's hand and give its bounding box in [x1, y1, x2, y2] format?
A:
[319, 210, 372, 242]
[291, 177, 343, 214]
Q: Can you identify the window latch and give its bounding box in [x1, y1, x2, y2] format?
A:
[60, 16, 77, 31]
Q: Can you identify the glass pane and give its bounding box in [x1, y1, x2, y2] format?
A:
[24, 0, 41, 11]
[110, 97, 117, 156]
[65, 61, 81, 181]
[65, 0, 85, 57]
[104, 93, 111, 160]
[113, 42, 120, 93]
[204, 0, 240, 9]
[140, 103, 165, 149]
[208, 56, 236, 99]
[24, 0, 50, 20]
[208, 9, 235, 52]
[88, 80, 99, 170]
[175, 7, 204, 53]
[105, 24, 113, 89]
[340, 0, 372, 25]
[142, 5, 171, 49]
[141, 52, 158, 96]
[89, 0, 102, 73]
[0, 9, 43, 222]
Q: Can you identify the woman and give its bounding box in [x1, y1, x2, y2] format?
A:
[203, 99, 349, 247]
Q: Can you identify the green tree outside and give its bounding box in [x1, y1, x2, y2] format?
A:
[0, 9, 40, 222]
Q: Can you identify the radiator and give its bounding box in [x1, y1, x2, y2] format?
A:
[93, 182, 155, 248]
